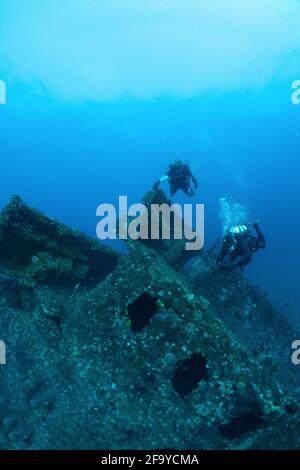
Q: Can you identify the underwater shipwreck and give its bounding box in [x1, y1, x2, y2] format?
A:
[0, 193, 300, 450]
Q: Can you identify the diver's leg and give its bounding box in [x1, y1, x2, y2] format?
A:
[183, 186, 195, 197]
[253, 223, 266, 248]
[170, 183, 176, 197]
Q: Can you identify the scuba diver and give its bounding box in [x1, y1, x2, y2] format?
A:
[217, 221, 266, 272]
[153, 160, 198, 197]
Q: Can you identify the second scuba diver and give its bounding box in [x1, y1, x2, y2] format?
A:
[217, 221, 266, 272]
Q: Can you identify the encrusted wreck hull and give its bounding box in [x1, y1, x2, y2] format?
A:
[0, 196, 299, 450]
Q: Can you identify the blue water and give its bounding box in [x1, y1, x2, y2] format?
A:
[1, 1, 300, 320]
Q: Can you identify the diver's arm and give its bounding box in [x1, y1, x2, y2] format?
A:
[253, 223, 266, 248]
[153, 175, 170, 191]
[191, 174, 198, 189]
[159, 175, 170, 183]
[233, 240, 252, 269]
[216, 248, 227, 267]
[234, 255, 252, 269]
[217, 256, 236, 272]
[216, 253, 223, 267]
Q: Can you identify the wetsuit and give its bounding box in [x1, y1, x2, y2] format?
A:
[217, 223, 266, 271]
[153, 163, 198, 197]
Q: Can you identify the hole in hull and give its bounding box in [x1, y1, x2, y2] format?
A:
[172, 353, 209, 398]
[127, 293, 158, 333]
[218, 410, 262, 440]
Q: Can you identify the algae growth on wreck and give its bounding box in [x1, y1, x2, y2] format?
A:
[0, 195, 299, 450]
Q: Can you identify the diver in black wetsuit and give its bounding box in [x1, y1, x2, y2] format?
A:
[153, 160, 198, 197]
[217, 221, 266, 272]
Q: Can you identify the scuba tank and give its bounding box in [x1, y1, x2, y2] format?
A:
[226, 225, 251, 253]
[228, 224, 250, 236]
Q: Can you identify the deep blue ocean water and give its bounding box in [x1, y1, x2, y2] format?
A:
[1, 1, 300, 322]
